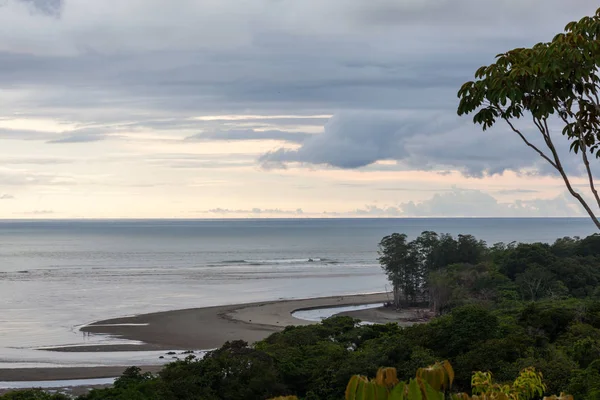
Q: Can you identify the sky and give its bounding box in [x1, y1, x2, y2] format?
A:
[0, 0, 598, 219]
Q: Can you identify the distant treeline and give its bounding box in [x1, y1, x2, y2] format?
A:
[378, 231, 600, 311]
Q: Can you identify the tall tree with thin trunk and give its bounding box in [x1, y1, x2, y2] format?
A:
[378, 233, 419, 308]
[458, 8, 600, 230]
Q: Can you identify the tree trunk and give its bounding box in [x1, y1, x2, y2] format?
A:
[393, 285, 401, 309]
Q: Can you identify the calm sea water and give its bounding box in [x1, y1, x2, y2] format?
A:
[0, 218, 596, 368]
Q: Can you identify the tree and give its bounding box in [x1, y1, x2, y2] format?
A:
[428, 269, 455, 315]
[0, 391, 71, 400]
[428, 263, 511, 315]
[456, 235, 487, 265]
[499, 243, 556, 280]
[515, 264, 555, 301]
[378, 234, 420, 307]
[577, 233, 600, 257]
[431, 234, 459, 268]
[457, 7, 600, 230]
[413, 231, 440, 271]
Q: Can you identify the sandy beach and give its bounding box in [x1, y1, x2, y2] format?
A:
[1, 293, 395, 382]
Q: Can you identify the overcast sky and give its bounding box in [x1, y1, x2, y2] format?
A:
[0, 0, 598, 218]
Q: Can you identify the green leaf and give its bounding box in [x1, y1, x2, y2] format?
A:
[408, 379, 423, 400]
[346, 376, 361, 400]
[389, 382, 407, 400]
[422, 382, 444, 400]
[356, 380, 366, 400]
[375, 384, 388, 400]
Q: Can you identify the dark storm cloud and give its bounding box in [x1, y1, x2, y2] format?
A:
[0, 0, 598, 178]
[259, 111, 596, 178]
[0, 1, 593, 116]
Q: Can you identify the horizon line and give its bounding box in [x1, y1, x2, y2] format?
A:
[0, 216, 592, 222]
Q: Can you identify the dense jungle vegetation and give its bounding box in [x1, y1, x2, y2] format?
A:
[5, 232, 600, 399]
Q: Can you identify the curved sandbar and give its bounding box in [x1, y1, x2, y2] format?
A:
[71, 293, 390, 351]
[0, 293, 391, 382]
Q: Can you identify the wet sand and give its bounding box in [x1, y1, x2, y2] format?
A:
[69, 293, 389, 351]
[340, 306, 433, 326]
[0, 293, 390, 382]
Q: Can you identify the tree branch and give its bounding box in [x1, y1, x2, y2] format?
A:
[578, 130, 600, 210]
[538, 117, 555, 149]
[542, 122, 600, 230]
[558, 104, 600, 212]
[584, 92, 600, 115]
[532, 117, 546, 138]
[501, 117, 558, 169]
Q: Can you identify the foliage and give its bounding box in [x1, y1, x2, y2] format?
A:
[378, 233, 421, 307]
[345, 364, 449, 400]
[268, 397, 299, 400]
[567, 359, 600, 399]
[343, 363, 565, 400]
[0, 391, 71, 400]
[429, 263, 511, 314]
[6, 230, 600, 399]
[469, 368, 545, 400]
[457, 7, 600, 229]
[416, 360, 454, 392]
[379, 232, 487, 308]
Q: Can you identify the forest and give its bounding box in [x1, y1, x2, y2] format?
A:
[5, 232, 600, 400]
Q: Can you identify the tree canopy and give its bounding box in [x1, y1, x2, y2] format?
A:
[457, 7, 600, 229]
[4, 232, 600, 399]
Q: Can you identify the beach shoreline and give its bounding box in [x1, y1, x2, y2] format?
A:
[1, 293, 394, 382]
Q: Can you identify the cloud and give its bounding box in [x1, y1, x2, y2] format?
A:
[198, 189, 586, 218]
[45, 127, 118, 144]
[0, 194, 15, 199]
[398, 188, 583, 217]
[0, 126, 118, 144]
[0, 128, 53, 141]
[349, 205, 402, 217]
[0, 0, 598, 218]
[120, 116, 330, 132]
[259, 111, 590, 177]
[0, 157, 73, 165]
[206, 207, 304, 216]
[260, 111, 418, 169]
[22, 210, 54, 215]
[16, 0, 62, 17]
[186, 129, 310, 143]
[145, 153, 255, 170]
[495, 189, 540, 195]
[0, 169, 76, 186]
[0, 0, 594, 118]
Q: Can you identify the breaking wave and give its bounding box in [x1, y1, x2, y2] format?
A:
[215, 258, 339, 266]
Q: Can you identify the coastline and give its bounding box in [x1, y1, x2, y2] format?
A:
[0, 293, 391, 382]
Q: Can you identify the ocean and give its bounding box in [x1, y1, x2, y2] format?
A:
[0, 218, 597, 368]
